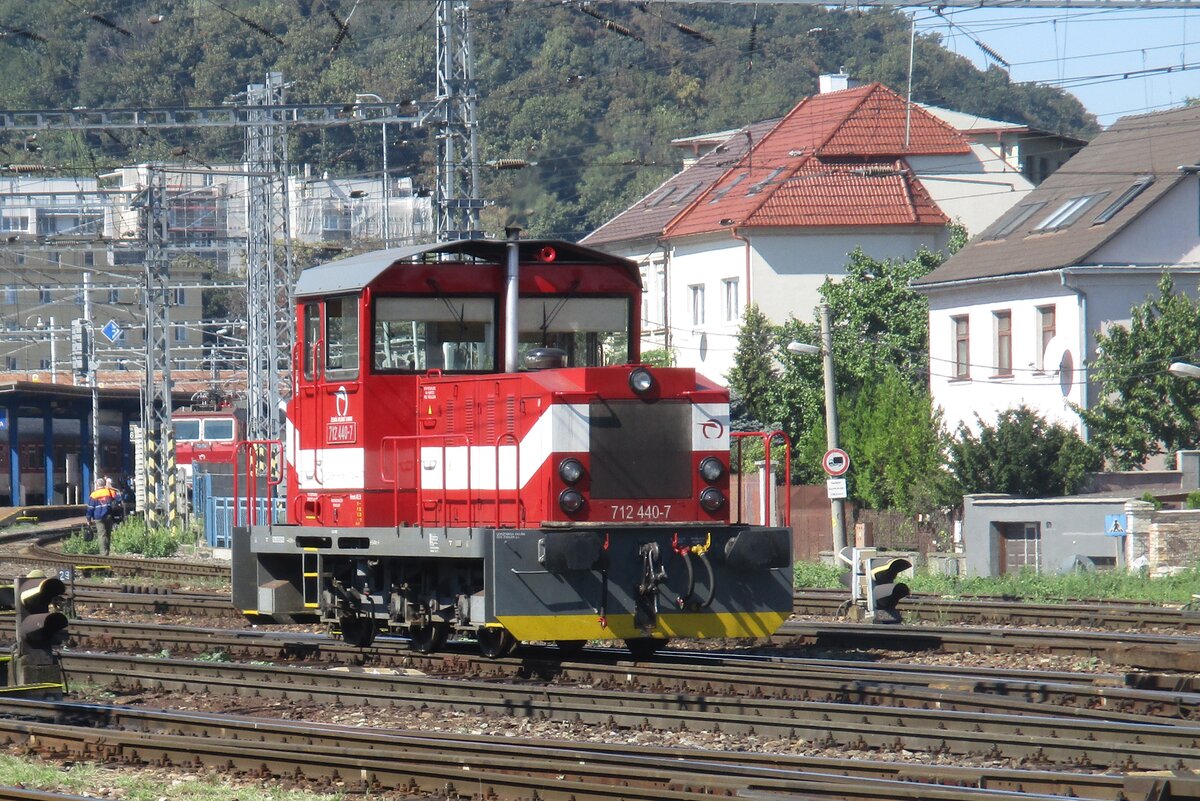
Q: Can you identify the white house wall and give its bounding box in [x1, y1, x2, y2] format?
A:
[668, 227, 949, 384]
[925, 273, 1086, 434]
[1088, 180, 1200, 266]
[908, 147, 1033, 237]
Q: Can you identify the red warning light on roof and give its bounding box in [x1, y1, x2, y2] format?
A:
[537, 246, 557, 263]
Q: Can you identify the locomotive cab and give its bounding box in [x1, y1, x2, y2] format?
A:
[232, 239, 794, 658]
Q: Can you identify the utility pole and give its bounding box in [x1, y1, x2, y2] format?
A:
[244, 72, 293, 445]
[143, 165, 177, 531]
[82, 273, 98, 484]
[819, 303, 847, 555]
[430, 0, 484, 241]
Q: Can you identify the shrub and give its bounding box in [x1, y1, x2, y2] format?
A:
[60, 531, 99, 555]
[109, 519, 191, 558]
[1141, 491, 1164, 511]
[793, 561, 843, 588]
[1186, 491, 1200, 510]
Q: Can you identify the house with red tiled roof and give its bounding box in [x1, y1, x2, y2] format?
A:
[584, 77, 1079, 383]
[913, 103, 1200, 443]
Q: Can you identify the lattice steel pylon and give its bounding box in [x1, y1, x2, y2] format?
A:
[244, 72, 295, 444]
[143, 165, 177, 530]
[431, 0, 484, 241]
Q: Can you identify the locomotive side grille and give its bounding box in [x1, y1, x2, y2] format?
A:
[589, 400, 691, 499]
[506, 395, 516, 436]
[486, 394, 496, 443]
[446, 399, 456, 433]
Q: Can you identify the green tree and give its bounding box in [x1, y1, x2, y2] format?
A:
[727, 303, 778, 426]
[772, 240, 947, 488]
[840, 366, 953, 512]
[1077, 274, 1200, 468]
[819, 246, 943, 392]
[949, 405, 1101, 498]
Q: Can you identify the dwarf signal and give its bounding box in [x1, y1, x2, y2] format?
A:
[837, 547, 911, 624]
[12, 571, 69, 687]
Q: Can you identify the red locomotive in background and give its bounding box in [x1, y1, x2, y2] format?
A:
[232, 237, 793, 657]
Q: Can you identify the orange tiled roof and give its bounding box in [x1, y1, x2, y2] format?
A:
[664, 83, 967, 237]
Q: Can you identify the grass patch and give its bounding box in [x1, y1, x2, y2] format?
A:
[0, 753, 345, 800]
[59, 519, 202, 559]
[793, 560, 1200, 604]
[109, 519, 195, 558]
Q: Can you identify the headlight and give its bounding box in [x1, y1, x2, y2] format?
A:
[698, 456, 724, 483]
[559, 489, 585, 514]
[629, 366, 654, 394]
[558, 457, 584, 484]
[699, 488, 726, 512]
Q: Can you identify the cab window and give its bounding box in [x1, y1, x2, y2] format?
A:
[518, 296, 630, 367]
[374, 296, 495, 372]
[202, 419, 235, 441]
[174, 420, 201, 441]
[325, 296, 360, 378]
[303, 302, 320, 381]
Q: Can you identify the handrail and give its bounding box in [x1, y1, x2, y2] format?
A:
[379, 432, 524, 529]
[730, 430, 792, 528]
[495, 432, 521, 528]
[233, 439, 284, 528]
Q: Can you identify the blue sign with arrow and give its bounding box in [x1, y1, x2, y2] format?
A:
[101, 320, 122, 343]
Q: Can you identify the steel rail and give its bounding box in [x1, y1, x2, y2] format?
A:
[795, 589, 1200, 630]
[0, 696, 1156, 801]
[59, 619, 1200, 719]
[55, 651, 1200, 770]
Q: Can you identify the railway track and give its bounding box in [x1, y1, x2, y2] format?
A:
[61, 619, 1200, 714]
[52, 649, 1200, 771]
[795, 587, 1200, 630]
[3, 695, 1187, 801]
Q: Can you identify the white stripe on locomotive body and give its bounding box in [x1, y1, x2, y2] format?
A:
[289, 400, 729, 493]
[691, 402, 730, 451]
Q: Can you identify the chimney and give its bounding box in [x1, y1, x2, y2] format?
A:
[818, 68, 860, 94]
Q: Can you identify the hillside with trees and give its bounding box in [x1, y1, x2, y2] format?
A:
[0, 0, 1096, 239]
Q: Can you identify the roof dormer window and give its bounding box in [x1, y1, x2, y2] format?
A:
[1092, 176, 1154, 225]
[1032, 192, 1109, 233]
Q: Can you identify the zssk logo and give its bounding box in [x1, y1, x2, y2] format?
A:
[335, 386, 350, 417]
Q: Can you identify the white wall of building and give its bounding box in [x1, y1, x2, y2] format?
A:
[1089, 180, 1200, 266]
[909, 146, 1033, 237]
[666, 226, 950, 384]
[926, 273, 1085, 434]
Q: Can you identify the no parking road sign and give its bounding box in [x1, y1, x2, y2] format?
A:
[823, 448, 850, 476]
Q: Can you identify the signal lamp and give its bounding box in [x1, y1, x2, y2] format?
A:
[629, 367, 654, 395]
[868, 557, 912, 625]
[559, 489, 585, 514]
[558, 457, 584, 485]
[537, 246, 558, 262]
[699, 487, 725, 512]
[698, 456, 724, 483]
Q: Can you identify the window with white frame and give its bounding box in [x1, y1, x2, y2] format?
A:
[994, 310, 1012, 377]
[952, 315, 969, 379]
[1036, 305, 1056, 370]
[722, 278, 740, 322]
[689, 284, 705, 326]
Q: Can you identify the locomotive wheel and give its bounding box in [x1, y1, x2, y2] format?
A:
[409, 622, 450, 654]
[624, 637, 667, 660]
[477, 626, 516, 659]
[555, 639, 587, 658]
[340, 616, 376, 648]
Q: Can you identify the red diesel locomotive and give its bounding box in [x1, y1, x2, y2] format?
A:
[231, 237, 793, 657]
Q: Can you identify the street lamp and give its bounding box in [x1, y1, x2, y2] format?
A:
[788, 302, 846, 554]
[355, 93, 389, 246]
[1169, 362, 1200, 379]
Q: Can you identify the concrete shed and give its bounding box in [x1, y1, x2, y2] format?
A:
[962, 494, 1132, 576]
